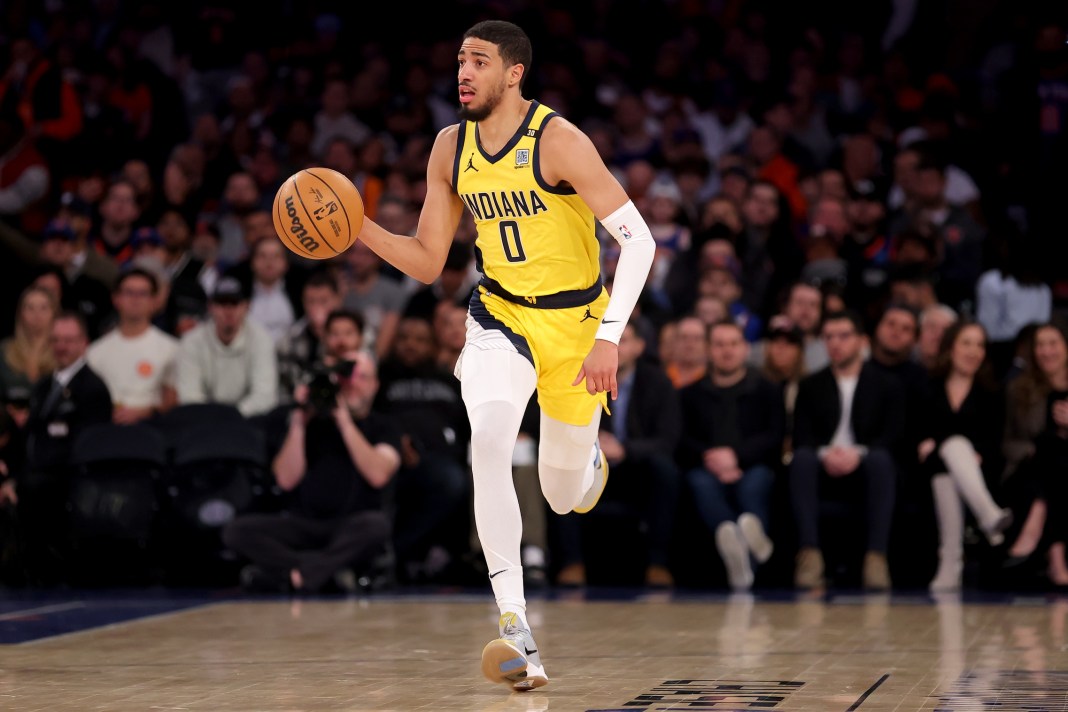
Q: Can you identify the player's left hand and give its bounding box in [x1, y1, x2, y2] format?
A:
[573, 339, 619, 399]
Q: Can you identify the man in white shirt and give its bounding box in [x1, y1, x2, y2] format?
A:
[246, 237, 297, 345]
[87, 267, 179, 424]
[176, 277, 278, 417]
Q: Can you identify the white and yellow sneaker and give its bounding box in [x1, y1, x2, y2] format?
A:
[573, 447, 608, 514]
[481, 612, 549, 691]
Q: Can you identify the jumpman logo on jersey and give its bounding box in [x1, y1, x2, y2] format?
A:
[464, 153, 479, 172]
[580, 306, 598, 322]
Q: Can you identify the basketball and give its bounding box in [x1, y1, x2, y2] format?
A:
[272, 167, 364, 260]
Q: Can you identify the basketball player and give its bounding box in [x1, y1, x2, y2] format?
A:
[355, 21, 654, 691]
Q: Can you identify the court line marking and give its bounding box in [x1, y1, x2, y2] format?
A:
[0, 601, 85, 621]
[14, 600, 225, 646]
[846, 673, 889, 711]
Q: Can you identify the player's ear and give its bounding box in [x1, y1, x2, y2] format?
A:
[509, 63, 525, 88]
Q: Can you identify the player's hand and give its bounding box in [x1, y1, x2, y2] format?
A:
[572, 339, 619, 399]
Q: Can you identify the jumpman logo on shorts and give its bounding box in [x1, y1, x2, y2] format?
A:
[464, 153, 479, 172]
[580, 305, 598, 322]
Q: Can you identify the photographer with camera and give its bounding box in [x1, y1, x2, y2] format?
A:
[222, 349, 401, 594]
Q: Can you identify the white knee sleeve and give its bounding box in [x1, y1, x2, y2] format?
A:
[538, 410, 601, 514]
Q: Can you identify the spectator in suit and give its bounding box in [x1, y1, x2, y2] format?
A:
[920, 320, 1012, 591]
[679, 320, 785, 590]
[223, 349, 399, 594]
[556, 319, 682, 588]
[86, 268, 179, 424]
[19, 311, 112, 584]
[175, 276, 277, 417]
[790, 310, 903, 591]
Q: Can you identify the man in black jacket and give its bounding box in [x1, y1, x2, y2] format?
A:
[790, 310, 903, 591]
[679, 320, 785, 590]
[555, 319, 682, 587]
[20, 311, 113, 584]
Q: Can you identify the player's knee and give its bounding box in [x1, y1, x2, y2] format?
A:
[543, 489, 575, 515]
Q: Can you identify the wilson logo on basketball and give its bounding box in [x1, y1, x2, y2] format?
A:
[284, 195, 320, 252]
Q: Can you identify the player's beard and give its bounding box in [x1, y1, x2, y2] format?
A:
[458, 76, 507, 122]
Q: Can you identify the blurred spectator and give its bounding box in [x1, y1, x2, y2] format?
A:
[322, 309, 366, 361]
[976, 234, 1051, 380]
[1002, 321, 1068, 585]
[0, 36, 83, 163]
[18, 228, 109, 357]
[341, 240, 405, 361]
[86, 268, 178, 425]
[403, 240, 475, 322]
[214, 171, 262, 267]
[887, 139, 980, 215]
[240, 237, 303, 346]
[688, 79, 753, 167]
[0, 283, 56, 427]
[90, 179, 140, 266]
[175, 276, 277, 417]
[0, 111, 49, 236]
[679, 320, 784, 590]
[746, 124, 808, 223]
[157, 208, 208, 336]
[916, 303, 959, 373]
[698, 254, 761, 342]
[919, 320, 1011, 591]
[751, 281, 828, 373]
[58, 191, 118, 288]
[867, 304, 930, 473]
[557, 319, 681, 588]
[665, 315, 708, 389]
[432, 299, 467, 373]
[277, 270, 343, 401]
[374, 315, 469, 582]
[223, 350, 398, 594]
[887, 152, 986, 311]
[759, 315, 807, 457]
[310, 78, 371, 159]
[790, 311, 903, 591]
[646, 177, 692, 295]
[189, 219, 223, 298]
[19, 312, 112, 585]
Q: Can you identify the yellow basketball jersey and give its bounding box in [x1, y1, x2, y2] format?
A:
[453, 102, 600, 301]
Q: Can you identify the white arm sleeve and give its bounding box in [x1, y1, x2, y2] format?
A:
[595, 200, 655, 344]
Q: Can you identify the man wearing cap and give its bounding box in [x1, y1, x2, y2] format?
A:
[58, 191, 118, 288]
[37, 217, 113, 339]
[175, 276, 278, 417]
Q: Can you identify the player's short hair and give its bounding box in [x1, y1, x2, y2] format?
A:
[464, 21, 533, 87]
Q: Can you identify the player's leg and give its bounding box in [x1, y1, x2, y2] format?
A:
[459, 345, 548, 689]
[538, 409, 606, 514]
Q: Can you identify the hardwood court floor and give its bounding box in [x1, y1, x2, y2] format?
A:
[2, 589, 1068, 711]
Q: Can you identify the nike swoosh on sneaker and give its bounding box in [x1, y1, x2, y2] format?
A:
[524, 646, 538, 655]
